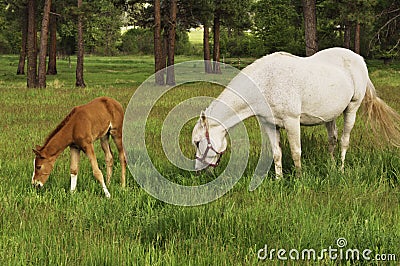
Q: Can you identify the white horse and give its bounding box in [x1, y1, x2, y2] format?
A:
[192, 47, 400, 178]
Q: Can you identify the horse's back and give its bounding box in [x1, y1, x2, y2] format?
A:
[239, 49, 363, 125]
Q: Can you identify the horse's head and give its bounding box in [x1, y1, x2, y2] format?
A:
[192, 111, 227, 170]
[31, 146, 55, 188]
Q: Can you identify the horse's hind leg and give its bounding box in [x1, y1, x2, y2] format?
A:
[100, 135, 113, 185]
[325, 120, 338, 160]
[284, 117, 302, 176]
[83, 143, 111, 198]
[110, 128, 126, 188]
[340, 105, 359, 171]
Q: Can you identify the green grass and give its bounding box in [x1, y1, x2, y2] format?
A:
[0, 54, 399, 265]
[188, 28, 204, 45]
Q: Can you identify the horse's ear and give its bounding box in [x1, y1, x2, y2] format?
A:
[200, 111, 208, 127]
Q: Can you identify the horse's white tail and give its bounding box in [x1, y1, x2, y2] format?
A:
[361, 78, 400, 147]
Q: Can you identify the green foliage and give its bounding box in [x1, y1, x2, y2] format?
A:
[0, 2, 23, 54]
[219, 30, 263, 57]
[369, 1, 400, 59]
[252, 0, 305, 55]
[119, 28, 154, 55]
[84, 0, 123, 55]
[0, 0, 400, 59]
[119, 27, 192, 55]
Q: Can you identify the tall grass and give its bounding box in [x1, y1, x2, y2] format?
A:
[0, 55, 399, 265]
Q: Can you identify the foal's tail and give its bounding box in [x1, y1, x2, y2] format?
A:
[361, 78, 400, 147]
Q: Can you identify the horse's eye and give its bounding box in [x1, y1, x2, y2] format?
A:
[195, 141, 200, 148]
[36, 165, 42, 170]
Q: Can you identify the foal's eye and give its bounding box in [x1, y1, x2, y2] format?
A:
[36, 165, 42, 170]
[195, 141, 200, 148]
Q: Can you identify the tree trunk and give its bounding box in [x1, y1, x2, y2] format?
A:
[76, 0, 86, 87]
[212, 7, 221, 74]
[27, 0, 37, 88]
[203, 22, 212, 73]
[344, 22, 351, 49]
[302, 0, 318, 56]
[154, 0, 164, 85]
[38, 0, 52, 88]
[47, 4, 58, 75]
[162, 28, 168, 70]
[354, 22, 361, 54]
[166, 0, 177, 86]
[17, 6, 28, 75]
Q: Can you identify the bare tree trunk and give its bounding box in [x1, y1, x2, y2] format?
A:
[166, 0, 177, 86]
[212, 7, 221, 74]
[203, 22, 212, 73]
[344, 22, 351, 49]
[38, 0, 52, 88]
[162, 28, 168, 71]
[302, 0, 318, 56]
[27, 0, 37, 88]
[154, 0, 164, 85]
[354, 22, 361, 54]
[76, 0, 86, 87]
[47, 4, 57, 75]
[17, 6, 28, 75]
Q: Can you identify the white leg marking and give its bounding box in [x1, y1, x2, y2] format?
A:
[70, 174, 78, 191]
[102, 183, 111, 198]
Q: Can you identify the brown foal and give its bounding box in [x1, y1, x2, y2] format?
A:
[32, 97, 126, 198]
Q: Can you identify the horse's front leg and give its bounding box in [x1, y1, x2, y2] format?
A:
[70, 146, 80, 192]
[325, 120, 338, 160]
[83, 143, 111, 198]
[284, 117, 302, 176]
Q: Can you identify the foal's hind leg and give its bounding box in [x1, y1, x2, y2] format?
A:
[325, 120, 338, 160]
[110, 128, 126, 188]
[100, 135, 113, 185]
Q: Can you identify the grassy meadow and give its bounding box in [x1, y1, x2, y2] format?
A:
[0, 54, 399, 265]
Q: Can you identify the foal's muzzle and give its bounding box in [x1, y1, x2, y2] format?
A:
[32, 180, 44, 189]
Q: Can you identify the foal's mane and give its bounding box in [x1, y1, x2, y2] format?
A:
[41, 108, 77, 150]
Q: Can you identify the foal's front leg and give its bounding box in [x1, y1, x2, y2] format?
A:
[70, 146, 80, 192]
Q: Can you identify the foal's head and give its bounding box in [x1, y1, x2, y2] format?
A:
[192, 111, 227, 170]
[31, 146, 56, 188]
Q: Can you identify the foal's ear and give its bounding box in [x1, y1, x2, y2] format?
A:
[32, 146, 43, 158]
